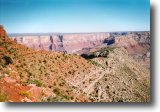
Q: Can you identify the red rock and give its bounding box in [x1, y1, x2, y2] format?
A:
[11, 33, 110, 53]
[0, 25, 7, 37]
[0, 76, 49, 102]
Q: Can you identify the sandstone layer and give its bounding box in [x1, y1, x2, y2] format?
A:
[11, 33, 110, 53]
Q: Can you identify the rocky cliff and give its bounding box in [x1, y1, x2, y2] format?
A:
[12, 35, 65, 52]
[11, 33, 110, 53]
[11, 32, 150, 55]
[113, 32, 150, 68]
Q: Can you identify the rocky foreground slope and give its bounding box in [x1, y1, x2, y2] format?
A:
[0, 25, 150, 102]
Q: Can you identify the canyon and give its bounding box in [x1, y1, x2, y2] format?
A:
[10, 32, 150, 54]
[0, 25, 150, 102]
[11, 31, 150, 68]
[11, 33, 110, 53]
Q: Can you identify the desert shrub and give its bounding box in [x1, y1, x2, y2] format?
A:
[8, 48, 15, 53]
[26, 70, 32, 76]
[43, 60, 47, 63]
[18, 91, 30, 97]
[2, 55, 13, 66]
[0, 90, 8, 102]
[62, 54, 69, 59]
[102, 47, 114, 52]
[59, 82, 65, 86]
[29, 79, 42, 87]
[63, 95, 70, 100]
[33, 80, 42, 87]
[0, 74, 3, 79]
[53, 88, 61, 96]
[0, 41, 3, 46]
[68, 71, 72, 74]
[42, 95, 69, 102]
[87, 59, 100, 66]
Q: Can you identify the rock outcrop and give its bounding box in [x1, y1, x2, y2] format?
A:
[0, 25, 7, 38]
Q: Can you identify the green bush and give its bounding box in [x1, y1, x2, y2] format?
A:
[53, 88, 61, 96]
[2, 55, 13, 65]
[88, 59, 100, 66]
[29, 79, 42, 87]
[33, 80, 42, 87]
[42, 95, 69, 102]
[18, 91, 30, 97]
[63, 95, 70, 100]
[0, 90, 8, 102]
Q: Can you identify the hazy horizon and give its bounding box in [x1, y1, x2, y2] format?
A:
[0, 0, 150, 33]
[8, 30, 150, 35]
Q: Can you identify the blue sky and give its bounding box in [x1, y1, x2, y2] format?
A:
[0, 0, 150, 33]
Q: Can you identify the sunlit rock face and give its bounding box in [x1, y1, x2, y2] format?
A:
[62, 33, 110, 53]
[10, 32, 150, 62]
[11, 33, 110, 53]
[12, 35, 65, 52]
[0, 25, 7, 37]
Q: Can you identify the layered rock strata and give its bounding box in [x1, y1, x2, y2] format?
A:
[11, 33, 110, 53]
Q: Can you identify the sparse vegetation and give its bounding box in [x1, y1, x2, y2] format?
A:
[33, 80, 42, 87]
[87, 59, 102, 67]
[0, 90, 8, 102]
[18, 91, 30, 97]
[29, 79, 42, 87]
[53, 88, 61, 96]
[42, 95, 70, 102]
[2, 55, 13, 66]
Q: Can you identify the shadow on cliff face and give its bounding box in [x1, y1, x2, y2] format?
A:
[49, 35, 53, 50]
[59, 34, 63, 42]
[103, 37, 115, 45]
[81, 47, 112, 59]
[49, 35, 65, 51]
[49, 44, 53, 50]
[81, 54, 95, 59]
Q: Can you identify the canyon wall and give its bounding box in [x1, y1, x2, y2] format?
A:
[12, 35, 65, 52]
[11, 33, 110, 53]
[113, 32, 150, 55]
[10, 32, 150, 55]
[113, 32, 150, 68]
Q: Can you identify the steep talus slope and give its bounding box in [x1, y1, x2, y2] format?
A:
[0, 26, 91, 102]
[87, 48, 150, 102]
[0, 26, 52, 102]
[67, 47, 150, 102]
